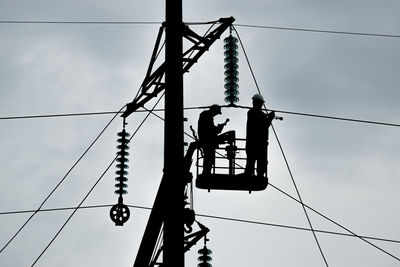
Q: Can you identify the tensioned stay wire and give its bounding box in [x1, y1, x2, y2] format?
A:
[140, 99, 400, 260]
[232, 25, 330, 266]
[272, 124, 329, 266]
[232, 24, 400, 263]
[2, 17, 396, 264]
[268, 182, 400, 261]
[31, 146, 116, 266]
[0, 104, 126, 255]
[30, 93, 165, 266]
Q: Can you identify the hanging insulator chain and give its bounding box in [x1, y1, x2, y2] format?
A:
[115, 129, 130, 196]
[223, 27, 239, 106]
[198, 244, 212, 267]
[110, 125, 131, 226]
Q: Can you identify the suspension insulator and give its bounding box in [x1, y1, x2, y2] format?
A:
[223, 31, 239, 105]
[110, 126, 131, 226]
[115, 129, 130, 195]
[198, 245, 212, 267]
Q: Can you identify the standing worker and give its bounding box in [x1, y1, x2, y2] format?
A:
[245, 94, 275, 177]
[198, 104, 227, 175]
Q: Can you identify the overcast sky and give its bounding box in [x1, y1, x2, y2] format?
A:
[1, 0, 400, 266]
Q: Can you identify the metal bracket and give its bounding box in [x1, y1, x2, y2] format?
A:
[122, 17, 235, 118]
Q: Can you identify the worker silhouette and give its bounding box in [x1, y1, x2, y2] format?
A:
[245, 94, 275, 177]
[198, 104, 228, 175]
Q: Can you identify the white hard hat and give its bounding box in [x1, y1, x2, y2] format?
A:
[252, 94, 264, 102]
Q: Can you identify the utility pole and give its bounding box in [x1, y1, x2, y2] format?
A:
[163, 0, 184, 266]
[126, 2, 234, 264]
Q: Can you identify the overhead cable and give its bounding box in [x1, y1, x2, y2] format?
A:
[269, 183, 400, 262]
[273, 124, 329, 266]
[234, 24, 400, 38]
[140, 101, 400, 261]
[273, 109, 400, 128]
[0, 20, 160, 25]
[1, 20, 399, 39]
[0, 105, 125, 255]
[30, 94, 165, 266]
[228, 25, 400, 263]
[0, 111, 122, 120]
[2, 204, 400, 245]
[31, 152, 116, 266]
[2, 108, 400, 129]
[233, 25, 329, 266]
[0, 204, 115, 215]
[235, 23, 400, 263]
[195, 213, 400, 245]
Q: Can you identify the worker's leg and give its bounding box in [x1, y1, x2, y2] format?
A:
[245, 149, 256, 176]
[202, 146, 215, 175]
[256, 149, 268, 178]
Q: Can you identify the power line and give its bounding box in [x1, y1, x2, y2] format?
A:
[0, 20, 160, 25]
[195, 213, 400, 245]
[0, 111, 122, 120]
[1, 204, 400, 245]
[17, 187, 399, 261]
[1, 19, 398, 39]
[31, 149, 116, 266]
[106, 104, 400, 261]
[235, 23, 400, 263]
[1, 19, 398, 263]
[0, 204, 152, 215]
[273, 125, 329, 266]
[0, 204, 114, 215]
[273, 109, 400, 128]
[0, 106, 207, 120]
[30, 94, 164, 266]
[0, 105, 125, 255]
[131, 101, 400, 262]
[233, 25, 329, 266]
[2, 107, 400, 129]
[269, 182, 400, 262]
[234, 24, 400, 39]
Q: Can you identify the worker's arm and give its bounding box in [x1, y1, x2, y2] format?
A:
[266, 111, 275, 125]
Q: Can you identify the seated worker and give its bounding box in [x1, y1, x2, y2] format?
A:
[197, 104, 228, 175]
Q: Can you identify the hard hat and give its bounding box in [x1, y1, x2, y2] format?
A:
[210, 104, 222, 114]
[252, 94, 264, 102]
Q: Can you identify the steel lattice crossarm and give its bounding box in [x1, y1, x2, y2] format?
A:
[122, 17, 235, 118]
